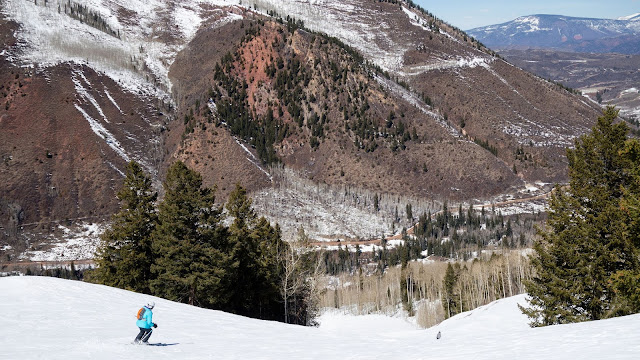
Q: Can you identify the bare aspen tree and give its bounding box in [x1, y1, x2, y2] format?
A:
[320, 250, 532, 328]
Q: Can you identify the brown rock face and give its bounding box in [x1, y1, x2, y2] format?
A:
[0, 19, 166, 245]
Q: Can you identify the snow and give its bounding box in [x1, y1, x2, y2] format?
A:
[234, 138, 273, 183]
[323, 238, 405, 252]
[401, 6, 432, 32]
[173, 3, 205, 40]
[513, 15, 553, 33]
[492, 201, 547, 216]
[19, 223, 106, 262]
[74, 104, 131, 162]
[474, 14, 640, 42]
[104, 87, 124, 114]
[2, 0, 157, 95]
[399, 56, 493, 76]
[72, 68, 109, 123]
[1, 0, 243, 97]
[618, 13, 640, 21]
[251, 167, 437, 243]
[1, 276, 640, 359]
[252, 0, 407, 71]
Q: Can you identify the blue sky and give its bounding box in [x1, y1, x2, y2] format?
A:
[415, 0, 640, 30]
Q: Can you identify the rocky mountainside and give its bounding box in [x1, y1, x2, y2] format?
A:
[468, 14, 640, 54]
[500, 49, 640, 121]
[0, 0, 601, 250]
[0, 14, 167, 252]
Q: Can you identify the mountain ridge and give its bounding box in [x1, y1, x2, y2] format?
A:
[468, 13, 640, 54]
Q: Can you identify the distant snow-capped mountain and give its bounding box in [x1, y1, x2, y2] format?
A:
[617, 13, 640, 21]
[468, 14, 640, 54]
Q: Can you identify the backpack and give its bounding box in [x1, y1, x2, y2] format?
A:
[136, 307, 146, 320]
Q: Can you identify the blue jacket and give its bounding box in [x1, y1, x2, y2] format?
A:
[136, 306, 154, 329]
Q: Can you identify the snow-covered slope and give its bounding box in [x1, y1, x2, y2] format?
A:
[618, 13, 640, 21]
[1, 0, 485, 89]
[1, 276, 639, 359]
[1, 0, 243, 96]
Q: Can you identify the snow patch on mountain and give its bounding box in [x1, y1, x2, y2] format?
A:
[2, 0, 154, 94]
[469, 13, 640, 52]
[1, 0, 244, 97]
[234, 138, 273, 183]
[19, 223, 106, 262]
[401, 6, 432, 32]
[104, 87, 124, 114]
[618, 13, 640, 21]
[74, 104, 131, 163]
[252, 0, 407, 71]
[251, 168, 437, 242]
[71, 69, 131, 162]
[72, 68, 110, 123]
[400, 56, 493, 76]
[513, 15, 553, 33]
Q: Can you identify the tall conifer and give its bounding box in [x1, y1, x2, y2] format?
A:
[610, 139, 640, 314]
[92, 161, 157, 293]
[150, 161, 230, 308]
[225, 184, 291, 320]
[225, 184, 265, 316]
[522, 107, 640, 325]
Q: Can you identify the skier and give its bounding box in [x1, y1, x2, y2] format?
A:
[134, 301, 158, 344]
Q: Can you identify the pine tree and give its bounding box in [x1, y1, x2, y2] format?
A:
[225, 184, 261, 316]
[150, 161, 230, 308]
[521, 107, 640, 326]
[92, 161, 157, 293]
[610, 139, 640, 315]
[253, 217, 288, 320]
[224, 184, 289, 320]
[443, 262, 459, 318]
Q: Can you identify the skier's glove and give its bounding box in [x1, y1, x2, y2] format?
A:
[153, 323, 158, 328]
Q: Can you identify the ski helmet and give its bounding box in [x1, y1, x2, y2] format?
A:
[146, 301, 155, 309]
